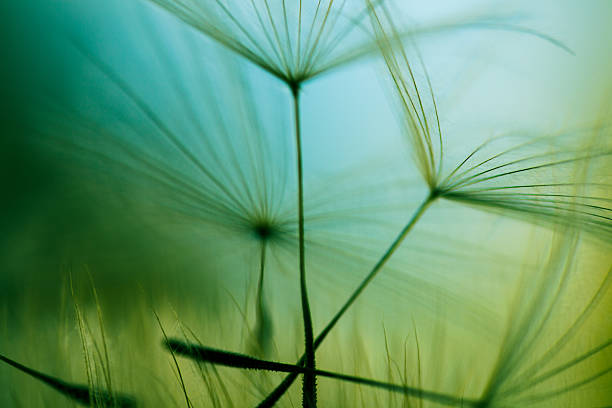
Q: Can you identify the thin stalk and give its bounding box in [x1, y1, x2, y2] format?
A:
[256, 241, 267, 330]
[257, 193, 437, 408]
[292, 82, 317, 408]
[165, 340, 479, 407]
[0, 353, 136, 407]
[154, 311, 192, 408]
[253, 241, 271, 355]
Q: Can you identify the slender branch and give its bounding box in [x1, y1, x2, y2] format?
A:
[165, 340, 479, 407]
[155, 311, 192, 408]
[291, 82, 317, 408]
[0, 353, 136, 408]
[257, 192, 437, 407]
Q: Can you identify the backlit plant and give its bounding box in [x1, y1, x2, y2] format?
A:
[0, 0, 610, 407]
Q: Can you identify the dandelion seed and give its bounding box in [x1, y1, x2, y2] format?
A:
[363, 13, 612, 397]
[143, 0, 390, 83]
[368, 1, 612, 241]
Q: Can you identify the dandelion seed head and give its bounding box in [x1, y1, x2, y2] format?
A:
[144, 0, 394, 84]
[253, 221, 275, 241]
[369, 2, 612, 242]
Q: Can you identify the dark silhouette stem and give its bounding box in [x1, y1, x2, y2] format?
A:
[253, 241, 271, 355]
[291, 82, 317, 408]
[255, 241, 267, 336]
[166, 340, 477, 407]
[257, 193, 437, 407]
[0, 353, 136, 407]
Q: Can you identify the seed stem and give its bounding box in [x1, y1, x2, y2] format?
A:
[291, 82, 317, 408]
[256, 241, 267, 333]
[256, 193, 437, 407]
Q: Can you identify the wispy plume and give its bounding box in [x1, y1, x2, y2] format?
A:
[477, 231, 611, 407]
[368, 0, 612, 241]
[145, 0, 390, 83]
